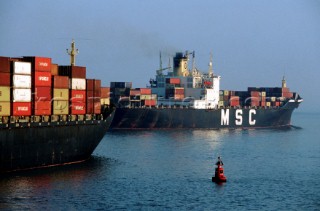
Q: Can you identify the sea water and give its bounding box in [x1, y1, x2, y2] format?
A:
[0, 112, 319, 210]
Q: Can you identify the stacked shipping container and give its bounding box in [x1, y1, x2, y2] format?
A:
[100, 87, 111, 106]
[12, 61, 32, 116]
[52, 76, 69, 114]
[23, 57, 52, 115]
[218, 87, 294, 108]
[0, 56, 104, 120]
[59, 65, 86, 115]
[86, 79, 101, 114]
[0, 57, 11, 116]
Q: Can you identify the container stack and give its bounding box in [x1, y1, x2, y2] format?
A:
[12, 61, 32, 116]
[23, 57, 52, 115]
[59, 65, 87, 115]
[86, 79, 101, 114]
[110, 82, 131, 106]
[0, 57, 11, 116]
[165, 87, 184, 100]
[100, 87, 111, 106]
[0, 55, 104, 122]
[128, 88, 157, 107]
[129, 88, 141, 107]
[139, 88, 156, 107]
[52, 75, 69, 115]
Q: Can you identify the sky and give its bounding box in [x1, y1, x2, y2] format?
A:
[0, 0, 319, 112]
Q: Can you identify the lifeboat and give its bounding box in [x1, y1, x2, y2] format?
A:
[212, 156, 227, 183]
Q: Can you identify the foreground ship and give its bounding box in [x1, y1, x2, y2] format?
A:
[0, 41, 113, 173]
[110, 51, 302, 129]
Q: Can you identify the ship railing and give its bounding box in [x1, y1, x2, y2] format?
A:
[0, 114, 104, 125]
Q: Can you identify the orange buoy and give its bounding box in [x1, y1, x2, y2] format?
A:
[212, 156, 227, 183]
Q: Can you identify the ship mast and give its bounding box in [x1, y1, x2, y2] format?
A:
[208, 52, 213, 77]
[66, 39, 79, 66]
[282, 76, 287, 88]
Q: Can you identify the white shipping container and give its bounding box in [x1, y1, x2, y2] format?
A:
[12, 74, 32, 88]
[70, 78, 86, 90]
[14, 61, 31, 75]
[12, 88, 31, 102]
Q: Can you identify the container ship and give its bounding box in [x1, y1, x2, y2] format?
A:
[109, 51, 302, 129]
[0, 41, 113, 173]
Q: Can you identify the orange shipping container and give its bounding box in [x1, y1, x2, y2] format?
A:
[34, 71, 52, 87]
[144, 99, 156, 106]
[130, 89, 141, 96]
[34, 101, 51, 115]
[166, 78, 180, 85]
[51, 64, 58, 75]
[140, 88, 151, 95]
[101, 87, 111, 98]
[174, 88, 184, 95]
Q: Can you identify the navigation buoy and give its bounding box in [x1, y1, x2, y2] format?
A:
[212, 156, 227, 183]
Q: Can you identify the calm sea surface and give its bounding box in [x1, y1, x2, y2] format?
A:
[0, 112, 319, 210]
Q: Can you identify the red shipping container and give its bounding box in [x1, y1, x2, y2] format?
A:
[94, 79, 101, 90]
[260, 101, 266, 107]
[174, 88, 184, 95]
[12, 102, 31, 116]
[140, 88, 151, 95]
[86, 90, 94, 99]
[250, 101, 260, 107]
[144, 99, 156, 106]
[230, 100, 240, 106]
[94, 89, 101, 97]
[23, 56, 52, 72]
[70, 90, 86, 103]
[0, 57, 10, 73]
[70, 102, 86, 115]
[166, 78, 180, 85]
[34, 86, 51, 101]
[94, 102, 101, 114]
[129, 89, 140, 96]
[250, 91, 260, 97]
[86, 79, 94, 91]
[34, 71, 52, 87]
[34, 101, 51, 115]
[101, 87, 110, 98]
[86, 98, 94, 114]
[52, 75, 69, 88]
[0, 73, 11, 86]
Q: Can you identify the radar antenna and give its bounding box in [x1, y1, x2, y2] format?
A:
[66, 39, 79, 66]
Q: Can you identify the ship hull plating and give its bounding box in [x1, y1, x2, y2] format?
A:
[0, 115, 113, 173]
[110, 101, 300, 130]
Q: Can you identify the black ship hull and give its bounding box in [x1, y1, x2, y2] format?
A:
[110, 100, 301, 130]
[0, 112, 114, 173]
